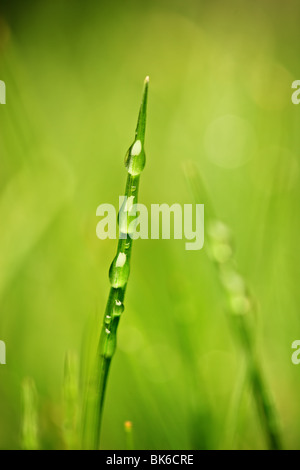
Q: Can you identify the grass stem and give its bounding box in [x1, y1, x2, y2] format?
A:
[83, 77, 149, 450]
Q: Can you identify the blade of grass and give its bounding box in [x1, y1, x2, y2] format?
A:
[21, 377, 39, 450]
[82, 77, 149, 450]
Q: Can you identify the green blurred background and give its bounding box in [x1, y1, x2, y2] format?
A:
[0, 0, 300, 450]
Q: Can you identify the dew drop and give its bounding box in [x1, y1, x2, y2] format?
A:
[112, 299, 125, 317]
[210, 242, 233, 264]
[229, 294, 251, 315]
[208, 220, 231, 243]
[99, 324, 116, 358]
[125, 140, 146, 175]
[220, 267, 245, 294]
[109, 252, 130, 287]
[116, 252, 126, 267]
[131, 140, 142, 156]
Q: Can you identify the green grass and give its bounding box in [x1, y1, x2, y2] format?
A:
[0, 0, 300, 450]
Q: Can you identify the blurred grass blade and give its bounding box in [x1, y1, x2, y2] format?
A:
[63, 351, 80, 450]
[21, 377, 39, 450]
[222, 359, 247, 449]
[184, 161, 282, 450]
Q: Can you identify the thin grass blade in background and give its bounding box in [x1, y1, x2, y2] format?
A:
[63, 351, 80, 450]
[184, 161, 282, 450]
[21, 377, 39, 450]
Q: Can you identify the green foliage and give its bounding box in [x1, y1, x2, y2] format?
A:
[0, 0, 299, 450]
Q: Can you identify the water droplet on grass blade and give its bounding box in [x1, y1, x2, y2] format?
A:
[131, 140, 142, 156]
[109, 252, 130, 287]
[112, 299, 124, 316]
[116, 252, 126, 267]
[210, 241, 233, 264]
[99, 325, 117, 358]
[230, 293, 251, 315]
[219, 267, 245, 294]
[125, 141, 145, 175]
[208, 220, 231, 243]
